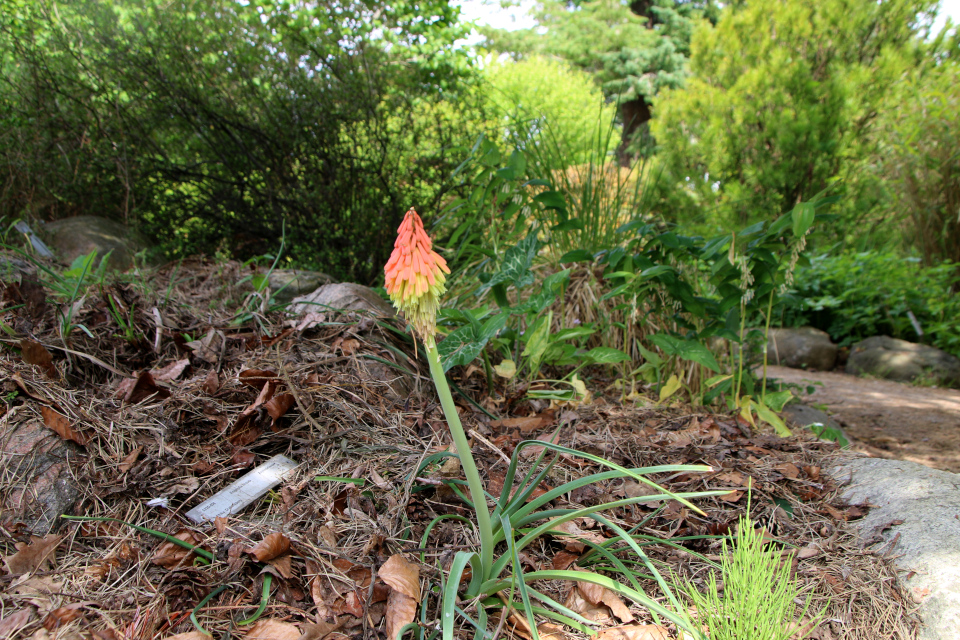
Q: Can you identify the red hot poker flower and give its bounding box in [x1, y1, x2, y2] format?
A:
[384, 207, 450, 339]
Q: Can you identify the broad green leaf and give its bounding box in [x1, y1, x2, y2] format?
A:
[636, 343, 662, 368]
[753, 399, 792, 437]
[704, 374, 733, 388]
[558, 249, 594, 263]
[480, 232, 540, 293]
[585, 347, 630, 364]
[676, 340, 721, 373]
[763, 389, 793, 412]
[648, 333, 683, 356]
[438, 324, 483, 372]
[521, 311, 552, 375]
[792, 201, 816, 237]
[533, 190, 567, 209]
[494, 359, 517, 379]
[658, 375, 681, 402]
[553, 326, 596, 341]
[479, 311, 509, 342]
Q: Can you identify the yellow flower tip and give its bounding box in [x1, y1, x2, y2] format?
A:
[384, 207, 449, 338]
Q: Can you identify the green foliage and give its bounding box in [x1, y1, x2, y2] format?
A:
[483, 56, 616, 163]
[782, 250, 960, 356]
[651, 0, 937, 230]
[0, 0, 480, 283]
[876, 60, 960, 267]
[601, 194, 829, 408]
[679, 511, 823, 640]
[481, 0, 718, 158]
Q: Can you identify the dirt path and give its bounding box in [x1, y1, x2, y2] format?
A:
[767, 365, 960, 472]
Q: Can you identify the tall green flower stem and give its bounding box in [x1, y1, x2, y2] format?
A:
[425, 334, 495, 576]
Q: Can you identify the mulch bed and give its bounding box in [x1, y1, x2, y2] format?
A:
[0, 256, 919, 640]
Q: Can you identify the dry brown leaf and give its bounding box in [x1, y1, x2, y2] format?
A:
[573, 578, 633, 621]
[264, 393, 295, 426]
[4, 534, 63, 575]
[242, 619, 301, 640]
[596, 624, 671, 640]
[490, 414, 552, 433]
[42, 603, 88, 630]
[621, 481, 660, 498]
[201, 369, 220, 394]
[720, 490, 744, 503]
[151, 359, 191, 382]
[40, 406, 89, 446]
[378, 554, 420, 602]
[537, 623, 571, 640]
[118, 446, 142, 473]
[229, 379, 278, 446]
[297, 620, 343, 640]
[151, 530, 202, 567]
[384, 589, 418, 640]
[549, 520, 606, 552]
[116, 371, 171, 404]
[564, 587, 612, 623]
[776, 462, 800, 479]
[318, 525, 338, 548]
[20, 339, 56, 377]
[335, 591, 364, 618]
[600, 591, 634, 623]
[247, 532, 291, 562]
[0, 609, 33, 637]
[266, 554, 294, 580]
[161, 633, 212, 640]
[338, 338, 361, 355]
[551, 550, 580, 571]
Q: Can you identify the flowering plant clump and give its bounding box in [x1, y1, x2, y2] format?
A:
[385, 206, 722, 640]
[384, 207, 450, 340]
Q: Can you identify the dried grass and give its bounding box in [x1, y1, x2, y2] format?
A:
[0, 254, 920, 639]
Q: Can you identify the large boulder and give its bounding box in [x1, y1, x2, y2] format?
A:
[267, 269, 334, 304]
[43, 215, 148, 272]
[846, 336, 960, 386]
[289, 282, 395, 317]
[767, 327, 838, 371]
[831, 457, 960, 640]
[0, 420, 81, 534]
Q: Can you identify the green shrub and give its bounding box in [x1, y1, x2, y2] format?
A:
[782, 250, 960, 356]
[0, 0, 480, 284]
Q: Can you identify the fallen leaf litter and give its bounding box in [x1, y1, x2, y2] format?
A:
[0, 256, 920, 639]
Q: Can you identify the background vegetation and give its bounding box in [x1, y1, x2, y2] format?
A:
[2, 0, 959, 381]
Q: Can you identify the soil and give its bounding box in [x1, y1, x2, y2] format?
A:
[767, 365, 960, 473]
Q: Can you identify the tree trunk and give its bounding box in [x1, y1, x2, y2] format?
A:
[616, 97, 651, 167]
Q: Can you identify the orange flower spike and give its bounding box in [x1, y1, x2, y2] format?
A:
[384, 207, 450, 340]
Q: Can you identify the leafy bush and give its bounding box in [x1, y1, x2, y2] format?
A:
[483, 56, 617, 164]
[877, 60, 960, 269]
[0, 0, 480, 283]
[782, 250, 960, 356]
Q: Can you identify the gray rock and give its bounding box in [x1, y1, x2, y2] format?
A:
[767, 327, 838, 371]
[267, 269, 334, 304]
[781, 403, 849, 445]
[831, 457, 960, 640]
[43, 215, 148, 272]
[846, 336, 960, 387]
[0, 421, 81, 534]
[289, 282, 395, 317]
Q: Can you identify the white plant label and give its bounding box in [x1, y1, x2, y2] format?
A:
[185, 454, 299, 523]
